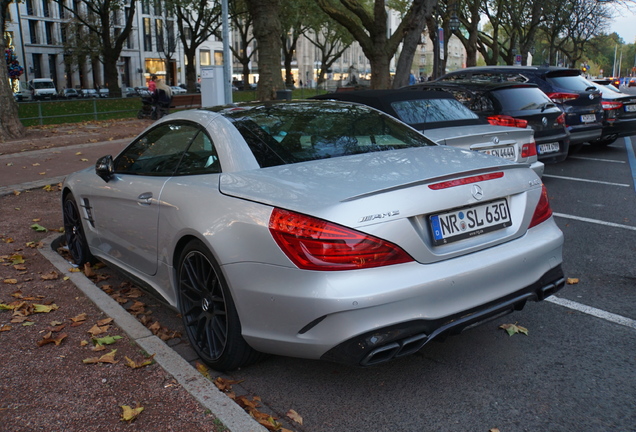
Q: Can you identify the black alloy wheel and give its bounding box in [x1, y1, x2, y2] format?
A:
[177, 240, 264, 371]
[62, 193, 94, 265]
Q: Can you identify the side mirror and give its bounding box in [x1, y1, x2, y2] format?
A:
[95, 155, 114, 182]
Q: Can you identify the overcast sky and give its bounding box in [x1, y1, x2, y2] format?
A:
[609, 4, 636, 44]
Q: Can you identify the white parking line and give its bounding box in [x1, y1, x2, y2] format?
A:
[546, 296, 636, 330]
[568, 156, 625, 163]
[553, 213, 636, 231]
[543, 174, 630, 187]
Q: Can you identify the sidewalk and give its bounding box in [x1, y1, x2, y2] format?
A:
[0, 139, 129, 195]
[0, 137, 267, 431]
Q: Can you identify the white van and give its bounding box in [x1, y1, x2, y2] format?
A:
[28, 78, 57, 100]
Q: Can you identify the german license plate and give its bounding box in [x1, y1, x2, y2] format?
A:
[581, 114, 596, 123]
[538, 142, 560, 154]
[625, 105, 636, 112]
[479, 146, 516, 160]
[429, 199, 512, 245]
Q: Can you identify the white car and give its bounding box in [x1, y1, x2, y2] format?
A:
[171, 86, 187, 94]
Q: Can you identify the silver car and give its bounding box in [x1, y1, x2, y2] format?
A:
[62, 101, 565, 371]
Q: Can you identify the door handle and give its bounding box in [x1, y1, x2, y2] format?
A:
[138, 192, 153, 205]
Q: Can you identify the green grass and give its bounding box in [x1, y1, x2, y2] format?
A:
[17, 89, 331, 127]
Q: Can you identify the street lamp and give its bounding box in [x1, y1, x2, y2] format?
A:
[449, 10, 460, 34]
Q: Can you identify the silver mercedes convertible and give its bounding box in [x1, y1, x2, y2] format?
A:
[62, 100, 565, 371]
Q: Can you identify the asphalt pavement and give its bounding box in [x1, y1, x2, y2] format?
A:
[0, 138, 267, 432]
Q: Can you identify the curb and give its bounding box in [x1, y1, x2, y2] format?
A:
[39, 234, 267, 432]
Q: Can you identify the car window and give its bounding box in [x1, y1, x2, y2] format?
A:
[114, 123, 200, 176]
[224, 102, 435, 168]
[174, 130, 221, 175]
[390, 98, 479, 124]
[490, 87, 555, 111]
[546, 75, 596, 92]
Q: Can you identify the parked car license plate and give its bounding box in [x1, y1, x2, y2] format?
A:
[624, 105, 636, 113]
[581, 114, 596, 123]
[429, 199, 512, 245]
[478, 146, 515, 160]
[538, 142, 560, 154]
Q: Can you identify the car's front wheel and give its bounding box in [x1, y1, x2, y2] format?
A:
[177, 240, 264, 371]
[63, 193, 94, 265]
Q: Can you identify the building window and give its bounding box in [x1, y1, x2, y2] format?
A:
[32, 53, 42, 78]
[58, 1, 64, 19]
[26, 0, 35, 15]
[167, 20, 175, 52]
[61, 25, 67, 43]
[45, 22, 54, 45]
[155, 19, 164, 52]
[214, 51, 223, 66]
[183, 27, 192, 41]
[141, 0, 150, 14]
[143, 18, 152, 51]
[154, 0, 162, 16]
[28, 20, 38, 44]
[42, 0, 50, 17]
[200, 50, 211, 66]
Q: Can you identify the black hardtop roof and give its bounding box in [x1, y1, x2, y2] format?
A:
[312, 88, 457, 107]
[405, 80, 540, 92]
[442, 65, 582, 78]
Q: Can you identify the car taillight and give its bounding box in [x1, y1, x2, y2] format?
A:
[601, 101, 623, 110]
[487, 115, 528, 128]
[556, 113, 566, 125]
[546, 92, 579, 103]
[529, 185, 553, 228]
[269, 208, 413, 271]
[522, 142, 537, 158]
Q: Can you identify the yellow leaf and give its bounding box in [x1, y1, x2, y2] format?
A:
[33, 303, 59, 313]
[71, 312, 87, 322]
[83, 349, 118, 364]
[124, 354, 155, 369]
[566, 278, 579, 285]
[88, 324, 109, 335]
[3, 279, 18, 284]
[286, 409, 303, 425]
[75, 152, 83, 155]
[120, 405, 144, 422]
[196, 362, 211, 379]
[68, 267, 81, 272]
[80, 158, 89, 162]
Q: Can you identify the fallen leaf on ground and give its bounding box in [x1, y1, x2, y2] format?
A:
[93, 335, 122, 345]
[37, 332, 68, 347]
[70, 312, 87, 322]
[120, 404, 144, 422]
[567, 278, 579, 284]
[33, 303, 59, 313]
[87, 324, 109, 335]
[499, 323, 529, 336]
[83, 349, 118, 364]
[286, 409, 303, 425]
[124, 354, 155, 369]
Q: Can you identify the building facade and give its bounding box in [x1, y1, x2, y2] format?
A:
[5, 0, 223, 91]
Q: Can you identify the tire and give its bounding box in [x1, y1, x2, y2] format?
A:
[63, 193, 94, 265]
[177, 240, 264, 371]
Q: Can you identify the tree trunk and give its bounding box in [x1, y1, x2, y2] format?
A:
[245, 0, 284, 100]
[0, 2, 26, 142]
[184, 48, 198, 93]
[393, 0, 429, 88]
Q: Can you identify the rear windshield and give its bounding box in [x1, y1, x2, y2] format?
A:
[221, 102, 436, 168]
[390, 98, 479, 124]
[491, 87, 555, 111]
[546, 75, 597, 92]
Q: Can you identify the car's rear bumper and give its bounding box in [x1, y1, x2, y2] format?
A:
[597, 117, 636, 140]
[568, 124, 603, 145]
[322, 264, 564, 366]
[225, 218, 564, 364]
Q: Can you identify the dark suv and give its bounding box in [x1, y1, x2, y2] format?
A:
[438, 66, 603, 152]
[405, 81, 571, 164]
